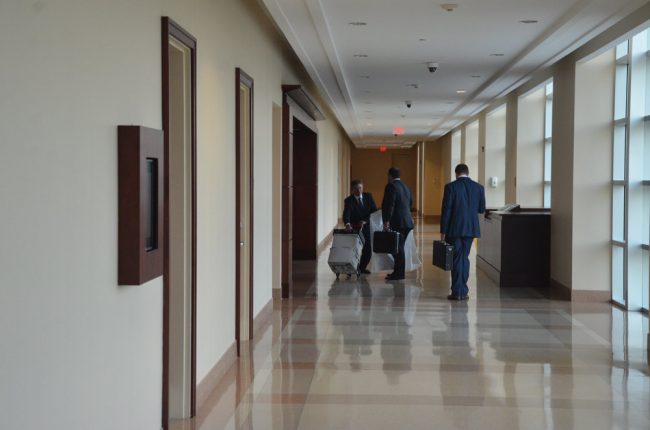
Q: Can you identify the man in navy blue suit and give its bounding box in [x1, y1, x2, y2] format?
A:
[440, 164, 486, 300]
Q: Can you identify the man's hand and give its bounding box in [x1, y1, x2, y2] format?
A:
[383, 221, 390, 232]
[441, 233, 446, 242]
[345, 223, 353, 232]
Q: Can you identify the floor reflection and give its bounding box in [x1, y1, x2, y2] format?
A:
[173, 222, 650, 430]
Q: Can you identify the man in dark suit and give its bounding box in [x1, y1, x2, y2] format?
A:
[381, 167, 414, 281]
[343, 180, 377, 274]
[441, 164, 486, 300]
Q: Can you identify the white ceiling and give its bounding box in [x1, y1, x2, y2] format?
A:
[260, 0, 647, 147]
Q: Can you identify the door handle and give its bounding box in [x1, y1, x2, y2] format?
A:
[240, 241, 245, 247]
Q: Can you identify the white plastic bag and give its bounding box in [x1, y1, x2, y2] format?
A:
[369, 210, 422, 273]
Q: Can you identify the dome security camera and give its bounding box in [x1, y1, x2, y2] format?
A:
[427, 62, 439, 73]
[405, 100, 412, 108]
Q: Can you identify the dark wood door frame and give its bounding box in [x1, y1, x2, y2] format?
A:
[281, 86, 321, 299]
[161, 16, 197, 428]
[235, 68, 254, 356]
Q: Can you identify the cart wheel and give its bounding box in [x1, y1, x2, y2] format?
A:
[346, 274, 352, 280]
[335, 273, 340, 280]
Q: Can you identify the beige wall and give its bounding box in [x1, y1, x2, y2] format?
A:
[350, 147, 419, 210]
[0, 0, 352, 428]
[516, 87, 546, 207]
[549, 56, 577, 289]
[572, 49, 615, 292]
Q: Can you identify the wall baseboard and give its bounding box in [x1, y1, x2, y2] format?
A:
[253, 298, 274, 336]
[317, 228, 334, 256]
[571, 290, 611, 303]
[549, 278, 611, 302]
[196, 341, 237, 409]
[196, 297, 278, 409]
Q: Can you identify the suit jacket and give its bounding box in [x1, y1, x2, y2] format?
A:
[381, 179, 414, 229]
[343, 192, 377, 225]
[440, 176, 486, 238]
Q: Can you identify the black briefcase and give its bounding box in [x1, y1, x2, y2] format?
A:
[433, 240, 453, 271]
[373, 231, 400, 254]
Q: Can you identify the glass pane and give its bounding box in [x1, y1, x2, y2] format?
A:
[612, 245, 625, 304]
[615, 64, 628, 121]
[613, 125, 627, 181]
[544, 141, 552, 182]
[642, 249, 649, 311]
[645, 121, 650, 180]
[545, 99, 553, 139]
[644, 186, 650, 246]
[612, 185, 626, 242]
[543, 184, 551, 209]
[145, 158, 158, 252]
[545, 81, 554, 96]
[616, 41, 629, 60]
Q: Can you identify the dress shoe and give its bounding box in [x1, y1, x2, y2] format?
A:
[447, 294, 469, 301]
[386, 273, 405, 281]
[360, 269, 371, 274]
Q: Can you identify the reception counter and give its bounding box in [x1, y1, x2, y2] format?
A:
[477, 207, 550, 288]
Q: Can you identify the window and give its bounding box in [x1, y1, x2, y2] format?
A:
[451, 130, 461, 181]
[611, 28, 650, 312]
[544, 82, 553, 208]
[516, 80, 553, 208]
[464, 121, 479, 179]
[485, 105, 507, 206]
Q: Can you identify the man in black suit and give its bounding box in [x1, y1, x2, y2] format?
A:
[441, 164, 486, 301]
[381, 167, 414, 280]
[343, 180, 378, 274]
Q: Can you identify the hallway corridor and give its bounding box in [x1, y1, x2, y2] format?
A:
[174, 222, 650, 430]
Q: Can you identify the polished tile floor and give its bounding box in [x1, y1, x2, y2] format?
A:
[176, 222, 650, 430]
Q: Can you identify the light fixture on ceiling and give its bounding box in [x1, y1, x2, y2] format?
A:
[360, 75, 371, 79]
[471, 75, 481, 78]
[446, 101, 455, 104]
[362, 90, 372, 93]
[490, 53, 505, 57]
[406, 83, 419, 89]
[419, 38, 427, 42]
[354, 54, 368, 58]
[520, 19, 539, 24]
[456, 90, 466, 94]
[349, 21, 367, 26]
[440, 3, 458, 12]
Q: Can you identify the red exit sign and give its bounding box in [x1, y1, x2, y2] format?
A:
[379, 146, 387, 153]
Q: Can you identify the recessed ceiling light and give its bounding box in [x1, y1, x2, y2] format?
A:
[456, 90, 467, 94]
[447, 101, 455, 104]
[490, 53, 505, 57]
[440, 3, 458, 12]
[360, 75, 371, 79]
[354, 54, 368, 58]
[471, 75, 481, 78]
[520, 19, 538, 24]
[349, 21, 367, 26]
[406, 83, 419, 89]
[419, 38, 427, 42]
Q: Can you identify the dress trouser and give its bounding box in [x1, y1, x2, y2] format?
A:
[448, 237, 474, 297]
[355, 223, 372, 270]
[392, 228, 412, 276]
